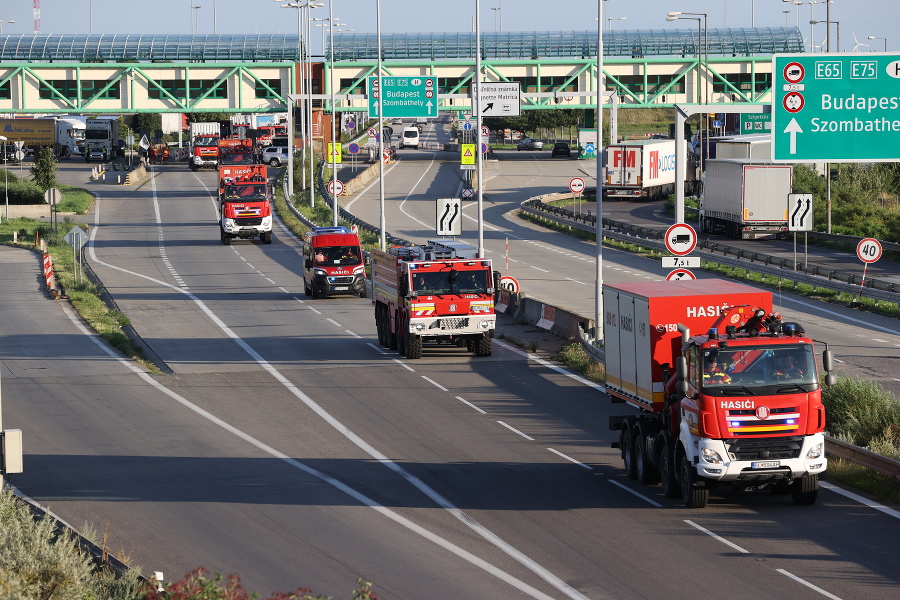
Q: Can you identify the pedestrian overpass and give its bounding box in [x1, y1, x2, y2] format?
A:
[0, 28, 801, 115]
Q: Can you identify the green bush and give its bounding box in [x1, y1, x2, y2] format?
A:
[823, 377, 900, 452]
[0, 170, 45, 204]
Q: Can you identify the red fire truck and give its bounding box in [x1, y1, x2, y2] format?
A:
[372, 240, 496, 359]
[218, 164, 272, 244]
[604, 279, 836, 508]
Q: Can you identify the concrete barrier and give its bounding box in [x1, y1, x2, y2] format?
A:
[496, 290, 593, 342]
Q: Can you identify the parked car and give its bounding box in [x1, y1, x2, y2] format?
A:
[262, 146, 290, 167]
[551, 142, 571, 157]
[516, 138, 544, 151]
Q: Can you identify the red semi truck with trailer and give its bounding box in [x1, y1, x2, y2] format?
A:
[302, 226, 367, 299]
[218, 164, 272, 244]
[603, 138, 692, 200]
[372, 240, 496, 359]
[604, 279, 835, 508]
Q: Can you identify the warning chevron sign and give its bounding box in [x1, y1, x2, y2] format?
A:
[328, 142, 342, 165]
[461, 143, 475, 165]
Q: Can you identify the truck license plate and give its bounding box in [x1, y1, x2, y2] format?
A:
[334, 286, 349, 291]
[751, 461, 780, 469]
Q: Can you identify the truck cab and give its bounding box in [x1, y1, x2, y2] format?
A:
[303, 227, 367, 299]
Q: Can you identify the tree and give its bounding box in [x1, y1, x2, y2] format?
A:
[30, 147, 58, 191]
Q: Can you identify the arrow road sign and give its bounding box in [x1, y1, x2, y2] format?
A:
[436, 197, 462, 236]
[477, 82, 521, 117]
[368, 76, 436, 119]
[788, 193, 814, 231]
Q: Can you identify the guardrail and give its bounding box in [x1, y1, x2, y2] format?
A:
[521, 196, 900, 304]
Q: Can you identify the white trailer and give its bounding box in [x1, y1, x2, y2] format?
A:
[699, 158, 792, 240]
[603, 139, 688, 200]
[713, 134, 771, 159]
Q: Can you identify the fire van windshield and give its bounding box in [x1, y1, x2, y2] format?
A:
[314, 246, 361, 266]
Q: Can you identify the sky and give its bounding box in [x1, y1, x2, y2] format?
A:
[0, 1, 892, 55]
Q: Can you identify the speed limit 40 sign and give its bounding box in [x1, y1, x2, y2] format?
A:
[857, 238, 882, 264]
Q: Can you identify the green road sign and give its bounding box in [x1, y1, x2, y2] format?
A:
[367, 76, 437, 119]
[773, 53, 900, 162]
[739, 113, 771, 133]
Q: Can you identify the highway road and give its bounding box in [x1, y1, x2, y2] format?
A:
[1, 136, 899, 599]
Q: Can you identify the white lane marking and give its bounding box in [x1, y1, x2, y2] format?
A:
[684, 520, 749, 553]
[421, 375, 448, 392]
[345, 330, 362, 339]
[871, 338, 888, 343]
[367, 342, 388, 354]
[307, 306, 322, 315]
[87, 175, 589, 600]
[279, 287, 289, 294]
[327, 318, 342, 327]
[531, 266, 549, 273]
[343, 160, 400, 211]
[393, 358, 415, 371]
[497, 420, 535, 441]
[777, 569, 844, 600]
[776, 296, 900, 336]
[608, 480, 662, 508]
[455, 396, 487, 415]
[547, 448, 593, 470]
[396, 155, 441, 229]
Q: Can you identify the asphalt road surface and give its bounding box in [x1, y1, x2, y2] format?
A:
[1, 143, 899, 599]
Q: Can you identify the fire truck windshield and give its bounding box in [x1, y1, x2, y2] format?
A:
[700, 343, 817, 394]
[194, 135, 218, 146]
[224, 185, 267, 200]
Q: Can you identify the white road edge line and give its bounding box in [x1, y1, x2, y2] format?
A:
[421, 375, 449, 392]
[83, 167, 587, 600]
[684, 520, 749, 553]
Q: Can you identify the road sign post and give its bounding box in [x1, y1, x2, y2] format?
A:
[773, 54, 900, 162]
[853, 238, 883, 303]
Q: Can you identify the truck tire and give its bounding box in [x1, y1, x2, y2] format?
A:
[375, 306, 385, 346]
[303, 278, 312, 297]
[311, 284, 321, 299]
[359, 284, 367, 299]
[680, 455, 709, 508]
[261, 231, 273, 244]
[791, 474, 819, 505]
[406, 332, 423, 359]
[474, 335, 492, 356]
[635, 427, 659, 485]
[621, 426, 638, 480]
[220, 230, 231, 245]
[659, 437, 680, 498]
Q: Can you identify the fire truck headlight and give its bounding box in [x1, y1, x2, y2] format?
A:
[806, 442, 824, 460]
[314, 268, 327, 276]
[413, 323, 426, 332]
[353, 265, 365, 275]
[700, 447, 724, 464]
[479, 319, 493, 329]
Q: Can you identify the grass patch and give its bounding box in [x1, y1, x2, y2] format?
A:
[552, 342, 606, 383]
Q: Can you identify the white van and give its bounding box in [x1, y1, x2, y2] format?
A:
[401, 127, 420, 149]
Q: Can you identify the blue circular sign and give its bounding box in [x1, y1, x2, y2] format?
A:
[481, 143, 488, 153]
[463, 122, 473, 131]
[347, 121, 356, 129]
[348, 143, 360, 154]
[584, 143, 596, 153]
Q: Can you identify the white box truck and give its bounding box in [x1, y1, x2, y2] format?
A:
[713, 134, 771, 159]
[603, 139, 689, 200]
[699, 158, 792, 240]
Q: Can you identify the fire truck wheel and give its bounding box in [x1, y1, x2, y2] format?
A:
[376, 307, 386, 346]
[359, 284, 367, 299]
[680, 455, 709, 508]
[474, 335, 492, 356]
[659, 437, 680, 498]
[635, 428, 659, 485]
[406, 333, 423, 359]
[388, 314, 398, 350]
[220, 230, 231, 245]
[262, 231, 273, 244]
[791, 474, 819, 505]
[621, 426, 638, 480]
[311, 285, 321, 299]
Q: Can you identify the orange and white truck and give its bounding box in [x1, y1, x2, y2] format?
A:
[302, 227, 367, 299]
[218, 163, 272, 244]
[604, 279, 836, 508]
[372, 240, 496, 359]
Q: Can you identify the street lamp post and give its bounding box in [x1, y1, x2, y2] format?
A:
[191, 5, 202, 35]
[607, 17, 626, 30]
[667, 11, 707, 171]
[0, 19, 14, 34]
[329, 0, 338, 227]
[868, 36, 887, 52]
[1, 135, 7, 222]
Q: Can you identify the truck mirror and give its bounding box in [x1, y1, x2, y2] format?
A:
[677, 380, 689, 396]
[825, 373, 838, 387]
[822, 350, 835, 372]
[304, 259, 312, 269]
[675, 356, 688, 378]
[399, 275, 408, 297]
